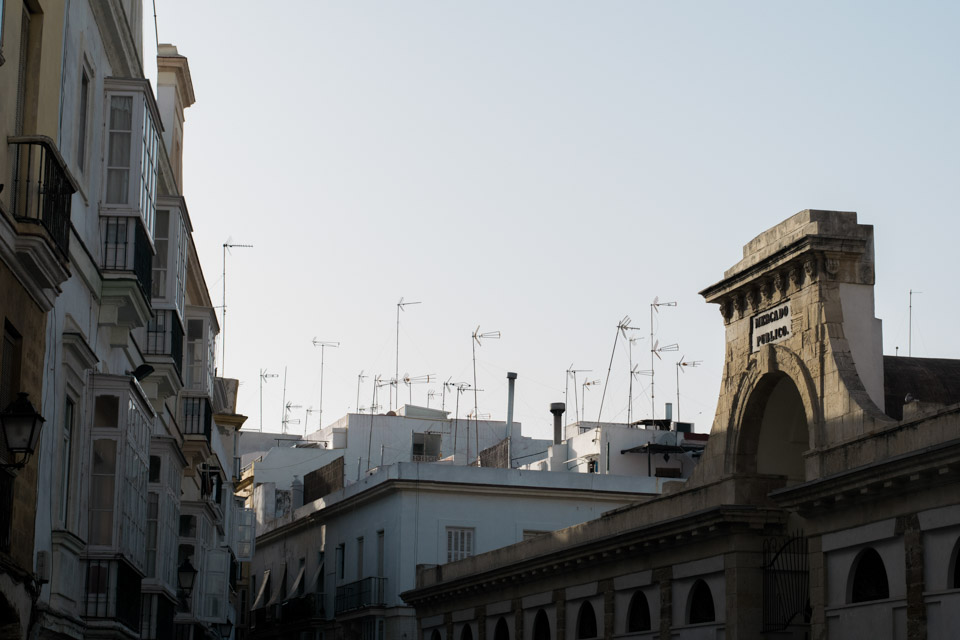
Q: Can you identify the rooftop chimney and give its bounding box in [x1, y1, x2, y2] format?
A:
[550, 402, 565, 445]
[506, 372, 517, 439]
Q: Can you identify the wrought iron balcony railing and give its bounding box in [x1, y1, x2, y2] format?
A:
[181, 396, 212, 442]
[7, 136, 77, 258]
[82, 558, 142, 633]
[145, 309, 184, 376]
[334, 576, 386, 615]
[100, 215, 153, 301]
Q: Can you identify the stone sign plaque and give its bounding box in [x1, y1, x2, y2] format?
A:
[751, 300, 791, 353]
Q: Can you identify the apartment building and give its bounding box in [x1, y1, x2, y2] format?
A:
[0, 2, 251, 639]
[0, 2, 74, 638]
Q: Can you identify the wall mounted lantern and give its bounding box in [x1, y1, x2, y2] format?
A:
[217, 620, 234, 640]
[178, 559, 198, 601]
[0, 393, 45, 469]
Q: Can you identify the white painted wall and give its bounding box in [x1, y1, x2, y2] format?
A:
[252, 463, 646, 621]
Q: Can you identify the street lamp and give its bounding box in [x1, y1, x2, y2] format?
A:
[0, 392, 45, 469]
[177, 559, 198, 605]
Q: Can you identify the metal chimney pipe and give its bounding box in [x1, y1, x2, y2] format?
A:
[550, 402, 566, 445]
[505, 372, 517, 440]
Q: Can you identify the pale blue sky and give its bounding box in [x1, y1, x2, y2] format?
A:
[152, 1, 960, 440]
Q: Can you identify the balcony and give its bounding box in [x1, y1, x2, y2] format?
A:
[141, 309, 184, 402]
[8, 136, 75, 256]
[4, 136, 77, 310]
[99, 215, 153, 344]
[282, 592, 326, 622]
[334, 577, 386, 615]
[82, 558, 143, 633]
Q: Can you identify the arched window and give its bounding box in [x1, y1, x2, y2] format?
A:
[849, 547, 889, 603]
[687, 579, 715, 624]
[532, 609, 550, 640]
[626, 590, 651, 632]
[576, 601, 597, 639]
[493, 617, 510, 640]
[430, 631, 441, 640]
[459, 624, 473, 640]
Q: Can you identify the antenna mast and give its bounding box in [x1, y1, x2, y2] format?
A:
[356, 371, 367, 413]
[909, 289, 922, 357]
[597, 316, 641, 423]
[311, 339, 339, 430]
[221, 241, 253, 375]
[566, 366, 591, 424]
[395, 298, 421, 411]
[258, 368, 278, 432]
[676, 356, 701, 422]
[628, 336, 644, 424]
[650, 297, 678, 420]
[471, 326, 500, 464]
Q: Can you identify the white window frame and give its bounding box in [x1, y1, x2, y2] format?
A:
[446, 527, 474, 564]
[101, 78, 162, 241]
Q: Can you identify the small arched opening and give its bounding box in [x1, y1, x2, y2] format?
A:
[739, 372, 809, 485]
[687, 579, 716, 625]
[576, 601, 598, 638]
[849, 547, 889, 603]
[430, 630, 442, 640]
[626, 590, 651, 632]
[459, 624, 474, 640]
[532, 609, 550, 640]
[493, 617, 510, 640]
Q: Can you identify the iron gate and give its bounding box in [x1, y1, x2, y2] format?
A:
[762, 532, 810, 632]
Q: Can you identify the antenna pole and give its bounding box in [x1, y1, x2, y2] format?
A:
[909, 289, 922, 357]
[312, 340, 339, 430]
[221, 242, 253, 375]
[650, 298, 677, 419]
[394, 298, 421, 411]
[280, 367, 288, 434]
[356, 371, 366, 414]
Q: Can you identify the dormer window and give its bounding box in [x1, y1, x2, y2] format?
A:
[102, 78, 162, 241]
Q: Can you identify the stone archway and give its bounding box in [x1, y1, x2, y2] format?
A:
[737, 371, 809, 484]
[723, 343, 821, 486]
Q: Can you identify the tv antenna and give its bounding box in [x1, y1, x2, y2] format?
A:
[305, 407, 320, 434]
[566, 365, 591, 424]
[282, 400, 302, 435]
[311, 339, 339, 430]
[581, 379, 601, 425]
[471, 326, 500, 461]
[366, 375, 395, 470]
[909, 289, 922, 356]
[650, 297, 678, 420]
[402, 373, 433, 406]
[442, 377, 456, 412]
[427, 388, 438, 409]
[598, 316, 642, 423]
[627, 336, 645, 424]
[454, 382, 475, 460]
[676, 356, 702, 422]
[258, 368, 278, 432]
[220, 240, 253, 375]
[356, 371, 367, 414]
[395, 297, 421, 411]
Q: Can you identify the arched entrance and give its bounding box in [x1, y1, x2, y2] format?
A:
[738, 371, 810, 485]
